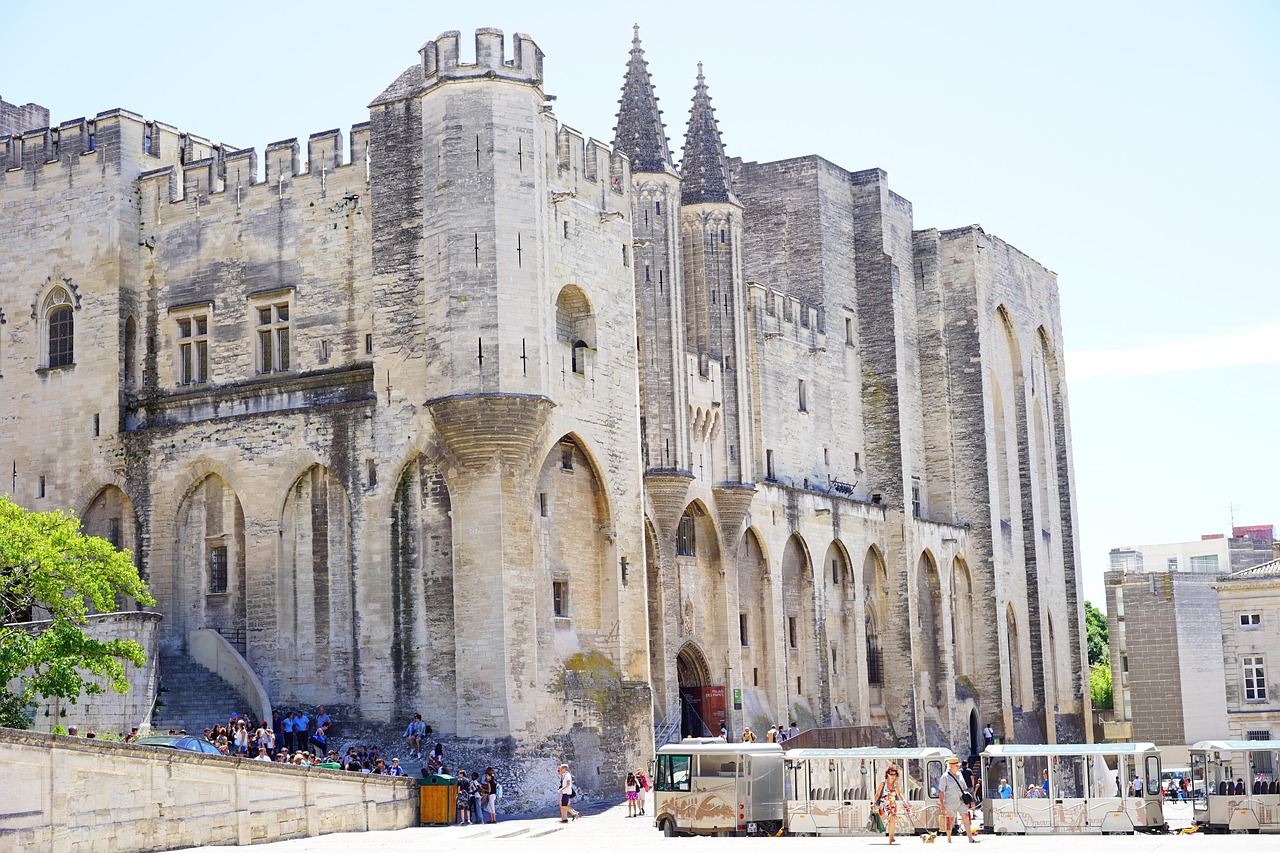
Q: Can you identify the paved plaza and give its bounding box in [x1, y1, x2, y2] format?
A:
[173, 799, 1272, 853]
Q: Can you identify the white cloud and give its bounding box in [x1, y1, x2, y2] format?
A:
[1066, 323, 1280, 382]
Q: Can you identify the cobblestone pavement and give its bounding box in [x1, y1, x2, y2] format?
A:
[175, 799, 1272, 852]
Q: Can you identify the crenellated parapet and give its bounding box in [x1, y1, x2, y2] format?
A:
[748, 281, 827, 337]
[419, 28, 543, 90]
[1, 105, 372, 211]
[554, 124, 630, 197]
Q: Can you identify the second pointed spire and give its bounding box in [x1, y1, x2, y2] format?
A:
[680, 63, 735, 205]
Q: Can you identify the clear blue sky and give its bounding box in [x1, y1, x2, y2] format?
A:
[4, 1, 1277, 605]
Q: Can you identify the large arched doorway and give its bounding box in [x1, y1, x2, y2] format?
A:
[171, 474, 246, 654]
[676, 643, 720, 738]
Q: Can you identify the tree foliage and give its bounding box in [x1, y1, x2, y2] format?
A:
[1090, 663, 1113, 710]
[1084, 600, 1110, 667]
[0, 496, 155, 728]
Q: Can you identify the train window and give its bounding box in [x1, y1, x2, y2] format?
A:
[1190, 753, 1207, 801]
[985, 757, 1009, 799]
[906, 759, 925, 799]
[1087, 755, 1115, 798]
[1058, 755, 1088, 798]
[1145, 755, 1161, 797]
[697, 756, 736, 777]
[926, 761, 943, 798]
[658, 755, 691, 792]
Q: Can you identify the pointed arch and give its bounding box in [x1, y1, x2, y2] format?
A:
[951, 557, 976, 679]
[278, 464, 355, 702]
[783, 532, 818, 715]
[862, 546, 888, 702]
[82, 485, 141, 609]
[41, 285, 75, 368]
[737, 526, 774, 711]
[916, 550, 945, 707]
[989, 370, 1012, 526]
[823, 539, 853, 595]
[676, 498, 721, 564]
[388, 454, 455, 727]
[555, 284, 597, 348]
[168, 472, 247, 654]
[1007, 603, 1024, 709]
[676, 641, 717, 738]
[536, 434, 614, 637]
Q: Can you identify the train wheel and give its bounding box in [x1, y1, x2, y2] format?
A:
[662, 820, 676, 837]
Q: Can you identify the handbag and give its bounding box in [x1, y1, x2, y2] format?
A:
[962, 792, 974, 806]
[870, 811, 886, 833]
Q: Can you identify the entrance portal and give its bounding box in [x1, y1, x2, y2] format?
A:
[970, 709, 980, 760]
[676, 644, 724, 739]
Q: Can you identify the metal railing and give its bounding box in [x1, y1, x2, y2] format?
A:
[784, 725, 892, 750]
[654, 699, 682, 750]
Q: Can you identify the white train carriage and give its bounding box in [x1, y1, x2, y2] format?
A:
[653, 738, 785, 837]
[783, 747, 955, 836]
[1190, 740, 1280, 833]
[980, 743, 1165, 834]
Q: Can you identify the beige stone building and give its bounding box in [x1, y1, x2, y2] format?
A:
[0, 25, 1087, 776]
[1215, 560, 1280, 743]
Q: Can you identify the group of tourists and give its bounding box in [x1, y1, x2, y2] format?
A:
[195, 707, 334, 761]
[738, 720, 800, 743]
[180, 708, 405, 775]
[455, 765, 501, 825]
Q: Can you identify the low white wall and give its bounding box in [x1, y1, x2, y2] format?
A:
[0, 727, 419, 853]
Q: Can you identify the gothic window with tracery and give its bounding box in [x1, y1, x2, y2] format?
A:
[43, 287, 74, 368]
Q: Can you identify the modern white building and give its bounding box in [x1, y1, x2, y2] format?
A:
[1109, 525, 1275, 575]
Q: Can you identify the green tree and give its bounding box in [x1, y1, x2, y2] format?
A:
[1084, 600, 1110, 667]
[1090, 663, 1113, 710]
[0, 496, 155, 729]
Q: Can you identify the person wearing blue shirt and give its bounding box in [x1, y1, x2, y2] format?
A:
[998, 778, 1012, 799]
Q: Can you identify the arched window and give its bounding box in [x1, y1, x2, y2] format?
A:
[556, 285, 596, 376]
[44, 288, 74, 368]
[1007, 604, 1023, 708]
[676, 510, 697, 556]
[865, 608, 883, 685]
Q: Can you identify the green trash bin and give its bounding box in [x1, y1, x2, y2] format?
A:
[420, 773, 457, 825]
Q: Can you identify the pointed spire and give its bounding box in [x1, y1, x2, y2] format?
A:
[613, 25, 674, 174]
[680, 62, 735, 205]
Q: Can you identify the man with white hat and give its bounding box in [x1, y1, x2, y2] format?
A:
[938, 756, 978, 843]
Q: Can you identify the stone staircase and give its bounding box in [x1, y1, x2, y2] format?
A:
[153, 651, 260, 733]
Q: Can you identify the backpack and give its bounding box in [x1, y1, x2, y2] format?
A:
[495, 781, 503, 799]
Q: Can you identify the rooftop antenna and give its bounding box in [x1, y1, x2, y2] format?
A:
[1229, 502, 1240, 531]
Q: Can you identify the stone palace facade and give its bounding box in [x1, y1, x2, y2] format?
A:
[0, 26, 1088, 779]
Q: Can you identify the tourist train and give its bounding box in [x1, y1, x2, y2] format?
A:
[652, 738, 1280, 836]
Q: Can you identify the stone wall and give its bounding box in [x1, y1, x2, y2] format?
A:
[15, 611, 160, 736]
[0, 727, 417, 853]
